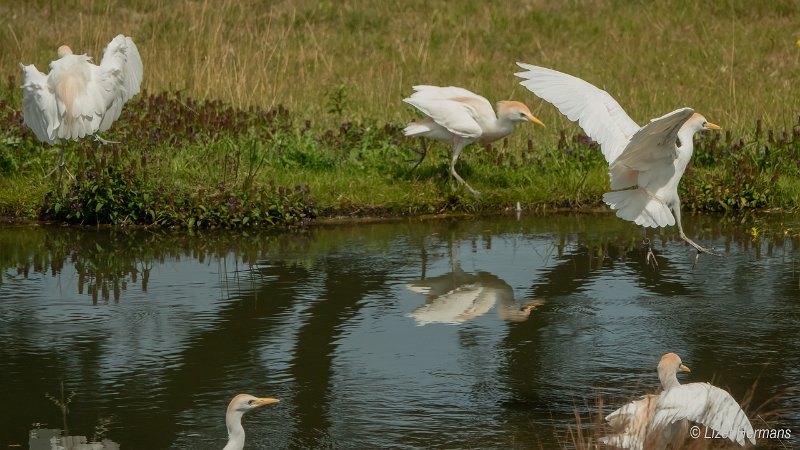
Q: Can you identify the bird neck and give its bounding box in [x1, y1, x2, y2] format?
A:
[658, 367, 682, 391]
[223, 411, 246, 450]
[481, 116, 515, 142]
[675, 126, 697, 163]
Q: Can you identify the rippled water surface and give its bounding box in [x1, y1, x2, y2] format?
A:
[1, 214, 798, 449]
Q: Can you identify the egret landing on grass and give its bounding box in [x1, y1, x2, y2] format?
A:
[600, 353, 755, 450]
[223, 394, 280, 450]
[403, 85, 544, 196]
[515, 64, 722, 262]
[20, 34, 143, 188]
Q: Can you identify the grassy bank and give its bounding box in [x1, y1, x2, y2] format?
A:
[0, 1, 798, 227]
[0, 88, 798, 228]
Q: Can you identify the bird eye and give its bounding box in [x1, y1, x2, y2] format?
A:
[248, 400, 254, 405]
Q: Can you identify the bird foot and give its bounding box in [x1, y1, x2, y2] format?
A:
[643, 238, 659, 270]
[44, 163, 76, 182]
[465, 185, 482, 197]
[94, 134, 120, 145]
[680, 234, 722, 258]
[409, 142, 428, 170]
[450, 171, 482, 197]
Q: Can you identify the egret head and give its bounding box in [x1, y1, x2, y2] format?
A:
[659, 352, 691, 374]
[227, 394, 280, 416]
[687, 113, 721, 133]
[497, 101, 545, 127]
[57, 45, 73, 58]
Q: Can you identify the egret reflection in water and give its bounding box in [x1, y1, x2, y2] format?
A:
[406, 267, 544, 325]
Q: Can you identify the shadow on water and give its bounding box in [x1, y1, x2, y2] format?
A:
[0, 213, 798, 449]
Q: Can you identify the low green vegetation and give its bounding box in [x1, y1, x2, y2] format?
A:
[0, 86, 797, 228]
[0, 1, 798, 228]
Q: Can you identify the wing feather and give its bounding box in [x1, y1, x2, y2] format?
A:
[600, 394, 657, 450]
[19, 64, 58, 144]
[515, 63, 639, 164]
[409, 85, 488, 103]
[651, 383, 756, 446]
[407, 85, 495, 123]
[612, 108, 693, 172]
[607, 108, 693, 190]
[96, 35, 143, 131]
[403, 97, 484, 139]
[108, 35, 143, 101]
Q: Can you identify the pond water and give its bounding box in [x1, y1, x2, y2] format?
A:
[0, 213, 798, 449]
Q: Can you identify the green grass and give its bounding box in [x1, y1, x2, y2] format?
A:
[0, 1, 798, 227]
[0, 89, 798, 227]
[1, 0, 797, 129]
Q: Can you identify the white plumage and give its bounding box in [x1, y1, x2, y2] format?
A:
[403, 85, 544, 196]
[223, 394, 279, 450]
[21, 34, 143, 144]
[600, 353, 756, 450]
[20, 34, 143, 180]
[515, 64, 720, 255]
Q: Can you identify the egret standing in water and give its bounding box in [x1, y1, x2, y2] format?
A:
[403, 85, 544, 196]
[515, 64, 721, 258]
[600, 353, 755, 450]
[224, 394, 280, 450]
[20, 34, 143, 184]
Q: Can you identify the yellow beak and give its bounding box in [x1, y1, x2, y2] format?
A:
[526, 114, 545, 127]
[253, 397, 280, 406]
[679, 363, 691, 373]
[704, 122, 721, 130]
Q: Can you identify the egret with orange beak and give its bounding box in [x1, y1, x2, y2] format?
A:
[403, 85, 544, 196]
[516, 64, 721, 260]
[223, 394, 280, 450]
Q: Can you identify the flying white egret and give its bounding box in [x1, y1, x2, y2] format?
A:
[515, 64, 721, 257]
[20, 34, 143, 182]
[403, 85, 544, 196]
[600, 353, 755, 450]
[223, 394, 280, 450]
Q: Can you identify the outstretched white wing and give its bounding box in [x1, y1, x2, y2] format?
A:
[515, 63, 639, 164]
[20, 35, 143, 144]
[608, 108, 694, 190]
[96, 34, 144, 131]
[651, 383, 756, 446]
[600, 395, 657, 450]
[19, 63, 58, 144]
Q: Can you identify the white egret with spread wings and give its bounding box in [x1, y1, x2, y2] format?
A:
[20, 34, 143, 183]
[515, 64, 721, 258]
[600, 353, 755, 449]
